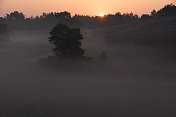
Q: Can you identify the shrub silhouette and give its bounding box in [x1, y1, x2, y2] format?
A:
[49, 24, 85, 58]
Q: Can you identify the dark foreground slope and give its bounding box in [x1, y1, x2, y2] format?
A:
[0, 17, 176, 117]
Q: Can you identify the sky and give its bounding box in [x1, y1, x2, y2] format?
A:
[0, 0, 175, 17]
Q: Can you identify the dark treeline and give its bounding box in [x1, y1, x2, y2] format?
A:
[0, 11, 138, 30]
[0, 4, 176, 30]
[141, 3, 176, 20]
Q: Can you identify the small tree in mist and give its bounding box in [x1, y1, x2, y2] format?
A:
[49, 24, 85, 58]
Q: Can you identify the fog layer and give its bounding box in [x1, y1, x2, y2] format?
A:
[0, 17, 176, 117]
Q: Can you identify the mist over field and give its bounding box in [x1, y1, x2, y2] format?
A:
[0, 4, 176, 117]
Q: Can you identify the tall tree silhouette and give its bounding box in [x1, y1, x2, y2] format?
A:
[5, 11, 25, 21]
[49, 24, 85, 58]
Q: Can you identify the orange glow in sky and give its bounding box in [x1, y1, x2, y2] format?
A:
[99, 13, 105, 17]
[0, 0, 175, 17]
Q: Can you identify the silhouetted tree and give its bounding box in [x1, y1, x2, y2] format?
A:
[156, 4, 176, 17]
[55, 11, 71, 18]
[5, 11, 25, 21]
[151, 10, 157, 17]
[56, 11, 71, 24]
[49, 24, 85, 58]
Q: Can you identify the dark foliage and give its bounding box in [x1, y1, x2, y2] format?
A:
[0, 4, 175, 29]
[5, 11, 25, 21]
[141, 4, 176, 20]
[49, 24, 85, 58]
[156, 4, 176, 17]
[0, 11, 140, 29]
[141, 14, 153, 20]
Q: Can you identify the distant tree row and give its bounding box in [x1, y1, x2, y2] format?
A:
[0, 4, 176, 29]
[0, 10, 140, 29]
[141, 4, 176, 20]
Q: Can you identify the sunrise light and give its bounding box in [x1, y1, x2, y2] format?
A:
[99, 13, 105, 17]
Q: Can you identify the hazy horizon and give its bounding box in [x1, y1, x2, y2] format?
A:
[0, 1, 176, 116]
[0, 0, 175, 17]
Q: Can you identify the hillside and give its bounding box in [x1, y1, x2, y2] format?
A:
[105, 17, 176, 48]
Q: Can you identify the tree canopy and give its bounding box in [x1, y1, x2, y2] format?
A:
[156, 4, 176, 17]
[5, 11, 25, 21]
[49, 24, 85, 58]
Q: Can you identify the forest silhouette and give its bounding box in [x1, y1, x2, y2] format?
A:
[0, 4, 176, 31]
